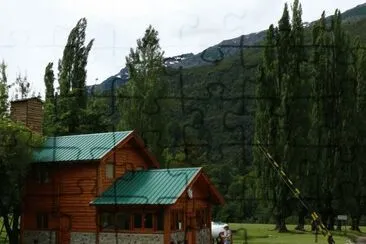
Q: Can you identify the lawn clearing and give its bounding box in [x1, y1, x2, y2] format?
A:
[229, 223, 366, 244]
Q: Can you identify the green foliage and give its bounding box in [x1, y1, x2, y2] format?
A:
[54, 18, 94, 135]
[43, 62, 57, 136]
[0, 118, 44, 244]
[0, 61, 9, 118]
[146, 0, 366, 230]
[42, 18, 110, 136]
[13, 73, 31, 100]
[118, 25, 167, 162]
[78, 92, 112, 133]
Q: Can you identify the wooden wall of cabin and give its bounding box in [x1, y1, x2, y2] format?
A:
[98, 137, 157, 194]
[22, 162, 99, 237]
[168, 173, 214, 243]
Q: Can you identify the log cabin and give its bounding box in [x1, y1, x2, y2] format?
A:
[10, 97, 225, 244]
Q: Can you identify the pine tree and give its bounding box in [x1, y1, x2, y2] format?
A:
[118, 25, 167, 161]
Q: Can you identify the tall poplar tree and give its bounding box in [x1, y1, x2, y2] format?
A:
[274, 3, 293, 232]
[56, 18, 94, 135]
[43, 62, 57, 135]
[308, 10, 354, 230]
[351, 38, 366, 231]
[331, 9, 355, 231]
[308, 11, 329, 229]
[288, 0, 311, 231]
[255, 0, 311, 232]
[254, 23, 280, 230]
[0, 60, 8, 118]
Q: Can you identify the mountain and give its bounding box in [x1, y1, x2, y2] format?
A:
[87, 31, 267, 93]
[87, 2, 366, 95]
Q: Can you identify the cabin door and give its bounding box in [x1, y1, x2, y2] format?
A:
[59, 216, 71, 244]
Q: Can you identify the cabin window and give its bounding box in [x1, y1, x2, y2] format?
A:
[116, 213, 130, 230]
[156, 211, 164, 231]
[37, 169, 49, 184]
[133, 213, 142, 228]
[144, 213, 153, 229]
[36, 213, 48, 229]
[106, 163, 114, 179]
[100, 213, 114, 229]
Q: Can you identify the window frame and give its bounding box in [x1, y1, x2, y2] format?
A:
[115, 212, 131, 230]
[99, 210, 166, 233]
[100, 212, 115, 230]
[105, 163, 115, 180]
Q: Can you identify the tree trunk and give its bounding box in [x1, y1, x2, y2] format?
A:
[351, 217, 361, 232]
[274, 215, 280, 231]
[327, 213, 335, 231]
[275, 215, 288, 233]
[2, 212, 20, 244]
[295, 207, 306, 231]
[8, 231, 19, 244]
[336, 220, 342, 231]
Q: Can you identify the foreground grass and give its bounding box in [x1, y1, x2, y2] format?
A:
[0, 220, 364, 244]
[230, 223, 366, 244]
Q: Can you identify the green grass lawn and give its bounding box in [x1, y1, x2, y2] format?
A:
[0, 219, 364, 244]
[229, 223, 366, 244]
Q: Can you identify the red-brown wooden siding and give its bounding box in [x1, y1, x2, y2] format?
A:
[22, 162, 99, 232]
[99, 138, 154, 194]
[23, 136, 158, 235]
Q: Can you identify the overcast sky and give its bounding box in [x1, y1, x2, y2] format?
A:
[1, 0, 365, 97]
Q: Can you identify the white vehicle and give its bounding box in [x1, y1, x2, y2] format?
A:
[211, 221, 228, 243]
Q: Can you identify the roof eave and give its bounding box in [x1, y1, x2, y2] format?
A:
[200, 172, 226, 205]
[98, 130, 134, 160]
[98, 130, 160, 169]
[174, 167, 202, 203]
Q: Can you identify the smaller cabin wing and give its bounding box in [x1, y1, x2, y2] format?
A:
[90, 168, 201, 205]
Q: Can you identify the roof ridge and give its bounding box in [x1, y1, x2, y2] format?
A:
[144, 167, 202, 171]
[46, 130, 134, 139]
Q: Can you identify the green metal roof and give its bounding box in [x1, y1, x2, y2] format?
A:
[90, 167, 201, 205]
[32, 131, 133, 163]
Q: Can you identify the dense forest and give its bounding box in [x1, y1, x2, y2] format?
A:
[2, 1, 366, 242]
